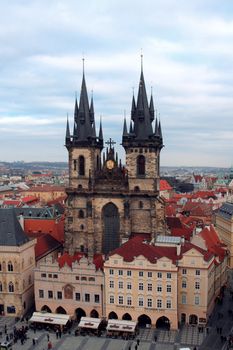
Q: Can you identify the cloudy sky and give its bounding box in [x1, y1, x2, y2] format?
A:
[0, 0, 232, 167]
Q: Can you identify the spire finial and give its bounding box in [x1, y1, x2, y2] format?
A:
[151, 86, 153, 96]
[132, 86, 134, 96]
[140, 49, 143, 72]
[82, 54, 85, 76]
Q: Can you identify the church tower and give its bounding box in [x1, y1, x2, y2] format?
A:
[122, 59, 163, 192]
[65, 67, 103, 255]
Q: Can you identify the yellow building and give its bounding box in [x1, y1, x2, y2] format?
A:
[104, 233, 227, 329]
[215, 202, 233, 267]
[0, 209, 36, 316]
[23, 185, 65, 204]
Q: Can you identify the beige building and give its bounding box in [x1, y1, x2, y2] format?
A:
[215, 202, 233, 267]
[34, 253, 104, 320]
[0, 209, 36, 316]
[104, 232, 227, 329]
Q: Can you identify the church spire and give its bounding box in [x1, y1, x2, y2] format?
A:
[123, 115, 128, 137]
[65, 114, 71, 148]
[98, 117, 103, 147]
[149, 88, 155, 121]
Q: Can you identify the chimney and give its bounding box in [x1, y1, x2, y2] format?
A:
[176, 243, 181, 256]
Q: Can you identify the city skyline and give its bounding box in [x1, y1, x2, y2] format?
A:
[0, 0, 232, 167]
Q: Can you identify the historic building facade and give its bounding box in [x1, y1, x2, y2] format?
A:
[0, 209, 36, 316]
[64, 66, 165, 256]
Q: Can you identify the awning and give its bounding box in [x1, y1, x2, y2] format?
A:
[78, 317, 102, 329]
[107, 319, 137, 333]
[29, 312, 71, 325]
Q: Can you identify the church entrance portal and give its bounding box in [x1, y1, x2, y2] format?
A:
[102, 203, 120, 254]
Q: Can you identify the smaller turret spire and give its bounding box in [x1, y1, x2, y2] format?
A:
[123, 111, 128, 137]
[158, 114, 163, 140]
[65, 114, 71, 148]
[99, 117, 103, 141]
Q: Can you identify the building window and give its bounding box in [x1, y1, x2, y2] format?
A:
[8, 282, 14, 293]
[148, 283, 152, 291]
[110, 281, 114, 288]
[167, 285, 172, 293]
[94, 294, 100, 303]
[137, 155, 145, 176]
[119, 281, 123, 289]
[127, 270, 131, 276]
[79, 156, 85, 176]
[195, 296, 200, 305]
[57, 291, 62, 300]
[48, 274, 52, 278]
[139, 201, 144, 209]
[118, 296, 124, 305]
[181, 294, 186, 304]
[182, 280, 187, 288]
[167, 273, 171, 279]
[118, 270, 123, 276]
[166, 300, 172, 309]
[0, 263, 2, 271]
[148, 272, 152, 278]
[39, 289, 44, 298]
[8, 262, 13, 272]
[182, 269, 187, 275]
[110, 295, 114, 304]
[157, 299, 162, 308]
[147, 298, 152, 308]
[127, 296, 132, 306]
[41, 273, 46, 278]
[127, 282, 132, 290]
[110, 269, 114, 275]
[74, 160, 77, 171]
[157, 272, 162, 278]
[139, 271, 143, 277]
[75, 293, 80, 301]
[68, 217, 73, 224]
[89, 277, 95, 282]
[81, 276, 87, 281]
[53, 274, 58, 279]
[48, 291, 53, 299]
[78, 210, 85, 218]
[138, 297, 144, 307]
[139, 283, 143, 291]
[85, 293, 90, 302]
[7, 306, 16, 314]
[195, 281, 200, 290]
[196, 269, 200, 276]
[157, 285, 162, 292]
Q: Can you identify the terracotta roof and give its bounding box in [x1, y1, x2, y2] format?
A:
[109, 236, 213, 264]
[171, 227, 193, 240]
[21, 196, 38, 204]
[166, 217, 183, 229]
[199, 225, 226, 259]
[27, 232, 61, 260]
[160, 180, 173, 191]
[57, 252, 104, 270]
[191, 191, 216, 200]
[182, 202, 213, 217]
[3, 200, 21, 207]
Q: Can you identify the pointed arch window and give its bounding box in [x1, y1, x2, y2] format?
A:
[9, 282, 14, 293]
[8, 261, 13, 272]
[0, 282, 2, 292]
[79, 156, 85, 176]
[137, 155, 145, 176]
[78, 210, 85, 219]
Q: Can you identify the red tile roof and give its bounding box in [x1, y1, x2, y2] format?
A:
[27, 232, 62, 260]
[199, 225, 226, 259]
[160, 180, 173, 191]
[57, 252, 104, 270]
[21, 195, 39, 204]
[109, 235, 213, 264]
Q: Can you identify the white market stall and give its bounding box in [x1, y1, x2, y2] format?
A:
[29, 312, 71, 326]
[107, 319, 137, 335]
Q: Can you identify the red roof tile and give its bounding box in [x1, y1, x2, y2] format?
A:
[57, 252, 104, 270]
[160, 180, 173, 191]
[26, 232, 62, 260]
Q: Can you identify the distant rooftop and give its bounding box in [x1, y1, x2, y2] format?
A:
[0, 209, 29, 246]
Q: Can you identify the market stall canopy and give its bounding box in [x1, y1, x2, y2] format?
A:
[29, 312, 71, 325]
[107, 319, 137, 333]
[78, 317, 102, 329]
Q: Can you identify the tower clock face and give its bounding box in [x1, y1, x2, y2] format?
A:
[106, 160, 114, 170]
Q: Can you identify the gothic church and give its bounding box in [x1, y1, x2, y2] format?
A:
[65, 64, 165, 256]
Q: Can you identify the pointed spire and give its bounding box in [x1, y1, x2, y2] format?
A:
[89, 91, 94, 124]
[131, 94, 136, 120]
[130, 121, 133, 134]
[65, 114, 71, 148]
[91, 120, 96, 138]
[98, 117, 103, 141]
[123, 112, 128, 137]
[154, 115, 159, 136]
[158, 114, 163, 140]
[149, 87, 155, 121]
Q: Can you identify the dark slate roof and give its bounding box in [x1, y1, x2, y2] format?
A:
[14, 205, 63, 218]
[217, 202, 233, 220]
[0, 209, 29, 246]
